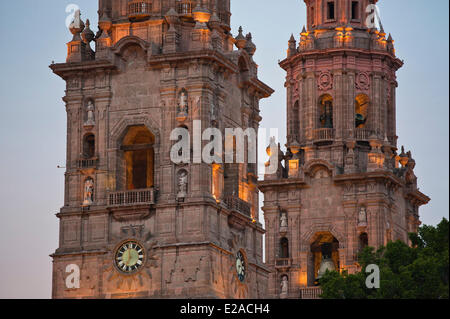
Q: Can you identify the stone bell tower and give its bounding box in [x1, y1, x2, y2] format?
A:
[50, 0, 273, 299]
[259, 0, 430, 299]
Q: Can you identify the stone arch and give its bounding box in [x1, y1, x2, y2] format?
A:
[237, 54, 251, 84]
[110, 115, 160, 149]
[318, 94, 333, 129]
[112, 35, 149, 57]
[82, 133, 96, 159]
[301, 224, 345, 251]
[121, 125, 155, 190]
[355, 93, 369, 128]
[109, 115, 161, 191]
[303, 159, 334, 177]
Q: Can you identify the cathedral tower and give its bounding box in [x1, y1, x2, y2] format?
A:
[50, 0, 273, 298]
[259, 0, 430, 299]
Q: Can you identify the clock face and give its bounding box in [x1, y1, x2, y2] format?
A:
[115, 241, 145, 274]
[236, 251, 246, 282]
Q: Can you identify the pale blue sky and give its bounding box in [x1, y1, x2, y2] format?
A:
[0, 0, 448, 299]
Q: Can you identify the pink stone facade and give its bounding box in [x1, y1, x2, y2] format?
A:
[51, 0, 273, 299]
[50, 0, 429, 300]
[259, 0, 429, 299]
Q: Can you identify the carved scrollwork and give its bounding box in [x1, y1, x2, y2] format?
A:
[318, 71, 333, 91]
[356, 72, 370, 91]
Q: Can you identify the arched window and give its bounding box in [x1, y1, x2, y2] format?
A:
[351, 1, 360, 20]
[280, 237, 289, 258]
[327, 1, 335, 20]
[355, 94, 369, 128]
[319, 94, 333, 129]
[292, 101, 300, 140]
[359, 232, 369, 251]
[122, 126, 155, 190]
[83, 134, 95, 159]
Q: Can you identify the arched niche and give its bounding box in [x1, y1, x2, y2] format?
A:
[291, 100, 300, 140]
[310, 232, 340, 285]
[359, 232, 369, 251]
[355, 94, 369, 128]
[318, 94, 333, 129]
[83, 133, 96, 159]
[121, 125, 155, 190]
[280, 237, 289, 258]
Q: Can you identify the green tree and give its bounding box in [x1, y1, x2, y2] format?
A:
[320, 218, 449, 299]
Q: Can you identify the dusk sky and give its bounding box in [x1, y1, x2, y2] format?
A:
[0, 0, 448, 299]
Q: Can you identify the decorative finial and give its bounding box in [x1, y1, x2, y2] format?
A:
[245, 32, 256, 56]
[82, 19, 95, 44]
[69, 10, 85, 41]
[235, 26, 247, 49]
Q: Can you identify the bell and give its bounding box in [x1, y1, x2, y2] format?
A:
[316, 256, 336, 280]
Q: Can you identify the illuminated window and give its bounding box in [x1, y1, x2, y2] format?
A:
[122, 126, 155, 190]
[319, 94, 334, 129]
[355, 94, 369, 128]
[327, 2, 335, 20]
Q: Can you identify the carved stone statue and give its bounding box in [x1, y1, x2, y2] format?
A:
[179, 91, 188, 114]
[358, 206, 367, 225]
[83, 178, 94, 206]
[177, 171, 188, 200]
[280, 212, 288, 228]
[280, 276, 289, 297]
[85, 101, 95, 126]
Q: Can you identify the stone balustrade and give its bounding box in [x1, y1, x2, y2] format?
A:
[299, 287, 322, 299]
[313, 128, 335, 142]
[128, 1, 153, 19]
[224, 196, 251, 217]
[275, 258, 291, 270]
[77, 158, 99, 169]
[108, 188, 155, 207]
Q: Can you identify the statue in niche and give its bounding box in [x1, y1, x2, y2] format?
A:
[280, 276, 289, 296]
[85, 101, 95, 126]
[280, 212, 288, 228]
[358, 206, 367, 225]
[177, 170, 188, 200]
[179, 91, 188, 115]
[83, 178, 94, 206]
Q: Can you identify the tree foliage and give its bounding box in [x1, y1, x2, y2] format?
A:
[320, 218, 449, 299]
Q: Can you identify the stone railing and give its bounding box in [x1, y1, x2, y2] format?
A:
[355, 128, 376, 141]
[77, 158, 99, 169]
[108, 188, 155, 207]
[128, 1, 153, 19]
[177, 0, 193, 15]
[275, 258, 291, 270]
[224, 196, 251, 217]
[313, 128, 335, 142]
[299, 287, 322, 299]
